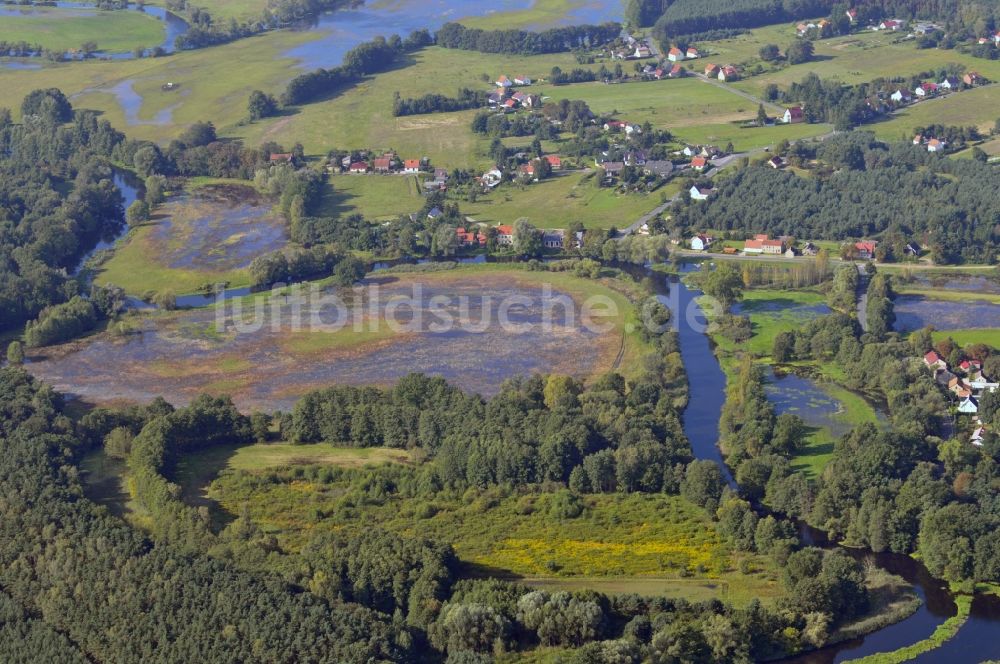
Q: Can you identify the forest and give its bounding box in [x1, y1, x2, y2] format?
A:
[673, 133, 1000, 264]
[651, 0, 835, 40]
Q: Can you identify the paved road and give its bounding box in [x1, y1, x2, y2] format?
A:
[856, 262, 869, 332]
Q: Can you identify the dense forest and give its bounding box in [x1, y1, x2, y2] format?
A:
[652, 0, 835, 40]
[673, 133, 1000, 264]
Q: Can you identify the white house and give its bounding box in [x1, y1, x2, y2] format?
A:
[496, 75, 512, 88]
[890, 89, 912, 103]
[959, 397, 980, 414]
[783, 106, 804, 124]
[690, 185, 713, 201]
[513, 75, 532, 85]
[667, 46, 685, 62]
[690, 234, 713, 250]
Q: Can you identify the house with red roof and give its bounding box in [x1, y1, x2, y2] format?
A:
[669, 63, 684, 78]
[403, 159, 421, 173]
[496, 75, 512, 87]
[744, 235, 784, 255]
[704, 63, 720, 77]
[686, 47, 700, 59]
[496, 225, 515, 246]
[691, 155, 708, 171]
[924, 350, 947, 370]
[373, 157, 393, 173]
[543, 155, 562, 169]
[915, 81, 938, 97]
[718, 65, 739, 81]
[348, 161, 369, 173]
[456, 228, 487, 246]
[854, 241, 878, 259]
[667, 46, 685, 62]
[963, 72, 982, 86]
[960, 359, 983, 373]
[269, 153, 293, 163]
[783, 106, 804, 124]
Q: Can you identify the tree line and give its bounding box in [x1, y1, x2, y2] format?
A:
[435, 21, 622, 55]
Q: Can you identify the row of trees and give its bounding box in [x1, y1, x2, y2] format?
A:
[392, 88, 490, 117]
[435, 22, 622, 55]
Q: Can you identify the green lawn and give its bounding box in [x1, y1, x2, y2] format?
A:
[457, 171, 664, 229]
[0, 6, 165, 53]
[871, 85, 1000, 142]
[674, 119, 832, 151]
[321, 174, 426, 221]
[931, 328, 1000, 348]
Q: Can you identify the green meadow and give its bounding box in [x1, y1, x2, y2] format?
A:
[0, 6, 166, 53]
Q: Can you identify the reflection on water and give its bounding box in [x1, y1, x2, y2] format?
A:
[287, 0, 622, 69]
[893, 295, 1000, 332]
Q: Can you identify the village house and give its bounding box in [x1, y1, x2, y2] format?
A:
[686, 47, 700, 59]
[402, 159, 421, 174]
[669, 63, 684, 78]
[634, 44, 652, 59]
[269, 153, 293, 164]
[542, 230, 565, 249]
[456, 228, 487, 246]
[373, 157, 394, 173]
[904, 242, 921, 257]
[784, 247, 798, 258]
[925, 350, 948, 371]
[667, 46, 685, 62]
[718, 65, 739, 82]
[348, 161, 369, 173]
[959, 397, 980, 414]
[915, 81, 938, 97]
[960, 359, 983, 374]
[691, 155, 708, 171]
[963, 72, 982, 86]
[513, 75, 532, 85]
[878, 19, 905, 30]
[783, 106, 804, 124]
[802, 242, 819, 256]
[601, 161, 625, 178]
[744, 234, 784, 255]
[496, 225, 515, 246]
[927, 138, 947, 152]
[768, 156, 786, 169]
[704, 63, 721, 78]
[690, 234, 713, 250]
[940, 76, 960, 90]
[496, 75, 512, 88]
[690, 185, 713, 201]
[542, 155, 562, 170]
[890, 89, 912, 103]
[643, 160, 674, 177]
[854, 241, 878, 259]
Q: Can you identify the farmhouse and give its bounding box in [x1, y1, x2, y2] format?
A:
[768, 156, 786, 169]
[686, 47, 700, 58]
[915, 82, 938, 97]
[690, 234, 713, 250]
[600, 161, 625, 178]
[878, 19, 905, 30]
[513, 75, 532, 85]
[348, 161, 369, 173]
[691, 155, 708, 171]
[543, 155, 562, 170]
[403, 159, 421, 174]
[269, 153, 293, 163]
[517, 162, 537, 180]
[963, 72, 982, 86]
[783, 106, 804, 124]
[669, 63, 684, 78]
[373, 157, 394, 173]
[744, 234, 784, 255]
[959, 397, 980, 414]
[926, 138, 947, 152]
[667, 46, 684, 62]
[496, 75, 512, 88]
[940, 76, 960, 90]
[704, 63, 720, 77]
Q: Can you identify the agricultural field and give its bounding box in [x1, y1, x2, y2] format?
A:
[871, 85, 1000, 141]
[0, 6, 165, 53]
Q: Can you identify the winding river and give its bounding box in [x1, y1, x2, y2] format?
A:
[660, 262, 1000, 663]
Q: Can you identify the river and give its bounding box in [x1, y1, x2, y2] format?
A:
[660, 261, 1000, 663]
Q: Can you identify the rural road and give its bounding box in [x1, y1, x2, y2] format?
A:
[856, 262, 869, 332]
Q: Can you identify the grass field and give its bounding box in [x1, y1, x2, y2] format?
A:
[0, 6, 166, 53]
[735, 288, 830, 357]
[931, 328, 1000, 348]
[870, 85, 1000, 142]
[321, 174, 426, 220]
[457, 0, 602, 30]
[458, 171, 663, 229]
